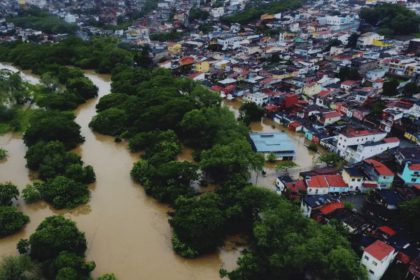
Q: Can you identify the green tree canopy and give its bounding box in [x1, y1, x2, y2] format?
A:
[0, 206, 29, 237]
[23, 111, 84, 149]
[399, 197, 420, 237]
[0, 255, 42, 280]
[170, 194, 226, 255]
[0, 183, 19, 206]
[239, 103, 265, 125]
[37, 176, 90, 209]
[27, 216, 87, 261]
[200, 140, 264, 183]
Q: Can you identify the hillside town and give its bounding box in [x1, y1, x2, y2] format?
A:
[1, 0, 420, 279]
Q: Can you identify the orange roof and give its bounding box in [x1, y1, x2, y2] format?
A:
[364, 240, 394, 261]
[365, 159, 394, 176]
[320, 202, 344, 215]
[179, 56, 195, 65]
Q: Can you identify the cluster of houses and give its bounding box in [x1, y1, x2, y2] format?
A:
[1, 0, 420, 278]
[144, 1, 420, 279]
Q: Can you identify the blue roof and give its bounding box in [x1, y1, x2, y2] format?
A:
[249, 132, 296, 153]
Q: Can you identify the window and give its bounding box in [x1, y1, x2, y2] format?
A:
[369, 270, 375, 275]
[412, 178, 417, 183]
[357, 178, 362, 182]
[364, 255, 369, 261]
[352, 178, 355, 182]
[372, 261, 377, 266]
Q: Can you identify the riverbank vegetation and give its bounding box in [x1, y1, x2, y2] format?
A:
[0, 183, 29, 237]
[18, 100, 94, 209]
[0, 69, 37, 134]
[0, 37, 135, 74]
[0, 40, 103, 209]
[15, 215, 99, 280]
[0, 148, 7, 160]
[360, 4, 420, 36]
[89, 63, 366, 279]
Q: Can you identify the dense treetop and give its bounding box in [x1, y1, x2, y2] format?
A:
[360, 4, 420, 36]
[7, 7, 78, 34]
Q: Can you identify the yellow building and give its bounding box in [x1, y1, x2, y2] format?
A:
[303, 82, 323, 97]
[168, 43, 182, 55]
[195, 61, 210, 73]
[372, 39, 393, 48]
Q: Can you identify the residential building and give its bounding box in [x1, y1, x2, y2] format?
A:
[342, 167, 365, 192]
[400, 162, 420, 186]
[363, 159, 395, 189]
[336, 129, 387, 159]
[361, 240, 396, 280]
[305, 174, 349, 195]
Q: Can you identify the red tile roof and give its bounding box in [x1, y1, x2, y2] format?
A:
[318, 90, 331, 97]
[307, 175, 329, 188]
[365, 159, 394, 176]
[223, 84, 236, 94]
[285, 180, 306, 193]
[341, 80, 358, 86]
[363, 182, 378, 188]
[306, 175, 347, 188]
[343, 129, 382, 138]
[364, 240, 394, 261]
[211, 85, 223, 92]
[320, 202, 344, 215]
[408, 163, 420, 171]
[325, 175, 347, 187]
[383, 137, 400, 143]
[378, 226, 396, 237]
[323, 111, 342, 119]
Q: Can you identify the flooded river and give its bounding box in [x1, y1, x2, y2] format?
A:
[0, 63, 239, 279]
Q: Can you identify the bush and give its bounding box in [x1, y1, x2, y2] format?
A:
[0, 148, 7, 160]
[0, 255, 42, 280]
[171, 234, 199, 258]
[27, 216, 87, 261]
[308, 143, 318, 152]
[89, 108, 127, 136]
[22, 183, 42, 204]
[0, 206, 29, 237]
[37, 176, 89, 209]
[0, 183, 19, 206]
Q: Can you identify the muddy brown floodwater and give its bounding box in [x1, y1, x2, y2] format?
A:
[0, 63, 240, 279]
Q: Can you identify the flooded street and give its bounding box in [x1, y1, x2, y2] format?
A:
[0, 63, 239, 279]
[224, 100, 321, 190]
